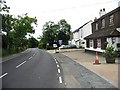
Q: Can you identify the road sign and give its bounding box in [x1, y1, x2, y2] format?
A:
[58, 40, 62, 45]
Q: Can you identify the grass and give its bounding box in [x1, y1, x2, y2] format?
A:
[2, 48, 27, 57]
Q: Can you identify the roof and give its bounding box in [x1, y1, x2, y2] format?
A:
[84, 29, 120, 39]
[93, 7, 120, 23]
[73, 20, 92, 33]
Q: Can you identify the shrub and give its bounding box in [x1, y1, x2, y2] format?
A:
[103, 46, 118, 58]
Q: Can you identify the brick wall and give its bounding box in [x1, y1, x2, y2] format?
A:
[92, 7, 120, 33]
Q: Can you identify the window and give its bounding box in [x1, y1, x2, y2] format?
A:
[101, 19, 105, 28]
[96, 23, 98, 30]
[89, 40, 93, 47]
[97, 39, 101, 48]
[112, 37, 116, 44]
[109, 15, 114, 26]
[81, 29, 82, 38]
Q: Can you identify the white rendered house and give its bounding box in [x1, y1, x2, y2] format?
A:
[72, 20, 93, 48]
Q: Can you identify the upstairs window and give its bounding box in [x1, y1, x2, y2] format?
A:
[109, 15, 114, 26]
[96, 23, 98, 30]
[101, 19, 105, 28]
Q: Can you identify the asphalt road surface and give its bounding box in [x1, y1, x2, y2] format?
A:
[1, 48, 64, 88]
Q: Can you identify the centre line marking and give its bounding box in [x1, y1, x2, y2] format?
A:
[0, 73, 8, 79]
[54, 58, 57, 62]
[56, 61, 58, 64]
[16, 61, 26, 68]
[59, 76, 63, 83]
[29, 57, 32, 59]
[57, 65, 59, 68]
[58, 69, 61, 73]
[33, 54, 35, 56]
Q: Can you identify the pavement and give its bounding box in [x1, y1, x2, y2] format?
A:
[47, 49, 120, 88]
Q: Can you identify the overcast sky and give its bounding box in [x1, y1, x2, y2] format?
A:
[5, 0, 119, 38]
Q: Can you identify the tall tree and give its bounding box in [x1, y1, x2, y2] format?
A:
[0, 0, 10, 13]
[42, 21, 59, 47]
[39, 19, 71, 49]
[58, 19, 71, 44]
[28, 37, 38, 48]
[12, 14, 37, 50]
[1, 0, 14, 49]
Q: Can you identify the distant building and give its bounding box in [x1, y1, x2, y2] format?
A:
[84, 7, 120, 52]
[71, 20, 93, 48]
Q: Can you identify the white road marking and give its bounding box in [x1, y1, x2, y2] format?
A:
[0, 73, 8, 79]
[57, 64, 60, 68]
[29, 57, 32, 59]
[56, 61, 58, 64]
[54, 58, 57, 62]
[59, 76, 63, 83]
[33, 54, 35, 56]
[16, 61, 26, 68]
[58, 69, 61, 73]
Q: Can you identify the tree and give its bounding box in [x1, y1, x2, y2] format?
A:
[2, 34, 8, 48]
[1, 1, 14, 49]
[38, 36, 47, 49]
[0, 0, 10, 13]
[2, 14, 15, 48]
[1, 1, 38, 56]
[42, 21, 59, 47]
[28, 37, 38, 48]
[39, 19, 71, 49]
[12, 14, 37, 50]
[58, 19, 71, 45]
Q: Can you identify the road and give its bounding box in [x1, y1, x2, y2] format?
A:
[1, 48, 64, 88]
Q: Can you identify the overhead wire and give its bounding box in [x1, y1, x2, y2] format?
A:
[43, 0, 117, 13]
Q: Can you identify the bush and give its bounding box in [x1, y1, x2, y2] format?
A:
[103, 46, 118, 58]
[2, 47, 26, 57]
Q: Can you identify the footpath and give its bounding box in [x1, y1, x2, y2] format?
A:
[47, 49, 119, 88]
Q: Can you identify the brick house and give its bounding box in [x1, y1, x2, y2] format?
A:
[84, 7, 120, 52]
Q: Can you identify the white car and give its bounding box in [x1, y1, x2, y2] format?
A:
[59, 45, 65, 49]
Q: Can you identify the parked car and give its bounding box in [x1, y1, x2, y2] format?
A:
[59, 44, 76, 49]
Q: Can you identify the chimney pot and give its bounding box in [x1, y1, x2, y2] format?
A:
[103, 8, 105, 11]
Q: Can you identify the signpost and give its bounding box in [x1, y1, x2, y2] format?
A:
[58, 40, 62, 46]
[58, 40, 62, 51]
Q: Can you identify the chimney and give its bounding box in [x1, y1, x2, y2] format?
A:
[99, 8, 106, 17]
[118, 1, 120, 7]
[94, 17, 97, 21]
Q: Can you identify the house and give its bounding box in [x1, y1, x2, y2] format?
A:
[71, 20, 93, 48]
[119, 1, 120, 7]
[84, 7, 120, 53]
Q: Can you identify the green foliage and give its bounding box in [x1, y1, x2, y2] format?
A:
[0, 0, 10, 13]
[28, 37, 38, 48]
[58, 19, 71, 45]
[103, 46, 118, 58]
[39, 19, 71, 49]
[2, 1, 38, 56]
[2, 34, 8, 49]
[38, 36, 47, 49]
[2, 14, 14, 33]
